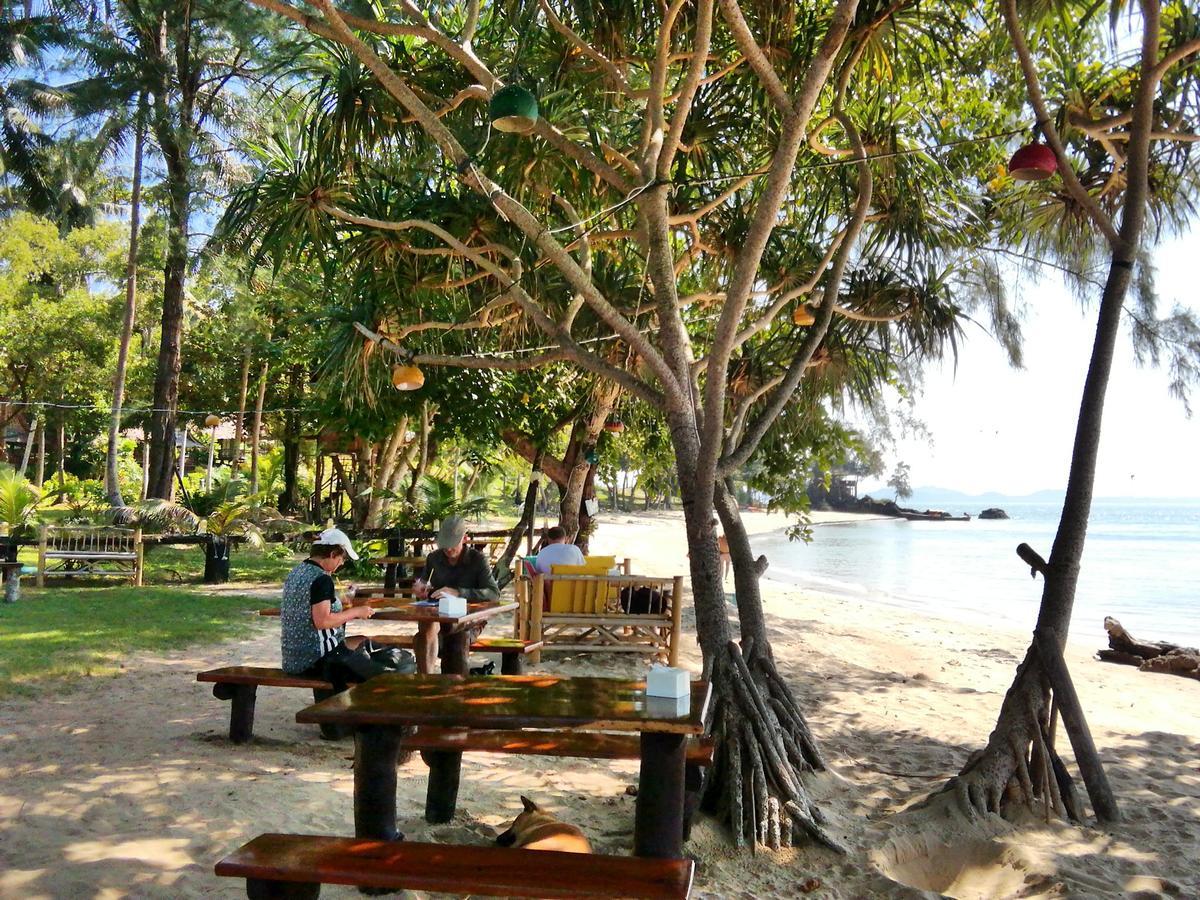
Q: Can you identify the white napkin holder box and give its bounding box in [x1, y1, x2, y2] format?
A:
[438, 595, 468, 616]
[646, 664, 690, 698]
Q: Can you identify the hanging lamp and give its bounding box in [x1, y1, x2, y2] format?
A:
[490, 84, 539, 134]
[792, 305, 815, 327]
[604, 419, 626, 433]
[392, 362, 425, 391]
[1007, 122, 1058, 183]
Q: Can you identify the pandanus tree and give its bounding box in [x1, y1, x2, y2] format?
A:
[923, 1, 1200, 828]
[225, 0, 1041, 848]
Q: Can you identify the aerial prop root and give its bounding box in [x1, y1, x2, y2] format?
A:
[703, 639, 845, 852]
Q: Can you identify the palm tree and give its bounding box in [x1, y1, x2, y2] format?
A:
[0, 6, 72, 214]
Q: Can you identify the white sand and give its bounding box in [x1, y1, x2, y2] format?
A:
[1, 509, 1196, 899]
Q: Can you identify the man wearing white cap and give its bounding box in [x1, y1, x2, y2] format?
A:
[280, 527, 381, 692]
[411, 516, 500, 673]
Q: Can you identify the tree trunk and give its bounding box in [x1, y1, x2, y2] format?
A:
[938, 1, 1162, 826]
[365, 417, 410, 527]
[17, 411, 37, 478]
[33, 418, 45, 489]
[279, 364, 304, 513]
[105, 101, 146, 507]
[249, 360, 268, 495]
[145, 167, 189, 499]
[232, 349, 251, 476]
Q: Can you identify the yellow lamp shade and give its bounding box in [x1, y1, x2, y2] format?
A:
[392, 363, 425, 390]
[792, 305, 815, 327]
[204, 414, 221, 428]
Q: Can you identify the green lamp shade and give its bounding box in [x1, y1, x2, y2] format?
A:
[490, 85, 539, 134]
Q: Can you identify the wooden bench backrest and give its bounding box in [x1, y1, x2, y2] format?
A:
[534, 572, 677, 615]
[42, 526, 138, 554]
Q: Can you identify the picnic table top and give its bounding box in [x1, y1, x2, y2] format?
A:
[295, 673, 710, 734]
[369, 599, 517, 626]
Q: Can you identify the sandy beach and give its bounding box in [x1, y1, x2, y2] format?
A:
[1, 509, 1196, 899]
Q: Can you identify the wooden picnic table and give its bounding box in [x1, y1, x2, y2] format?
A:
[296, 673, 711, 859]
[367, 600, 517, 675]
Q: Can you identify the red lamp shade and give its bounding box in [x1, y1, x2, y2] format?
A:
[604, 420, 626, 433]
[1008, 142, 1057, 181]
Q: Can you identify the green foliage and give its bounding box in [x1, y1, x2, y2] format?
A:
[0, 465, 41, 537]
[888, 462, 913, 502]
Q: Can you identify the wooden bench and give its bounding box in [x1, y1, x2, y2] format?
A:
[197, 667, 338, 743]
[400, 727, 715, 765]
[216, 832, 695, 898]
[37, 525, 143, 586]
[516, 572, 684, 666]
[399, 728, 713, 833]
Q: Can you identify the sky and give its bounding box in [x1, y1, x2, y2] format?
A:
[858, 231, 1200, 500]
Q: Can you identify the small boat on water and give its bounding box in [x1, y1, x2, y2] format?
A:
[901, 509, 971, 522]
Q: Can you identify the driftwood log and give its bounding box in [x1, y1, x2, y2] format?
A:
[1096, 617, 1200, 681]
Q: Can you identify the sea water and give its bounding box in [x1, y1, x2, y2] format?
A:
[756, 499, 1200, 648]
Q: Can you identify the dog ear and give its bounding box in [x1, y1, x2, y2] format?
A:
[520, 795, 538, 812]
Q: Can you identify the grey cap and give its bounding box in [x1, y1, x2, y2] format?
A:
[436, 515, 468, 550]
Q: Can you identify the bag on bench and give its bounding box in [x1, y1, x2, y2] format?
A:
[619, 585, 670, 615]
[323, 639, 417, 686]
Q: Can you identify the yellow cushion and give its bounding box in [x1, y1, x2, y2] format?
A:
[549, 561, 616, 613]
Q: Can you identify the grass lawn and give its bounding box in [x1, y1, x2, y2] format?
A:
[0, 585, 266, 698]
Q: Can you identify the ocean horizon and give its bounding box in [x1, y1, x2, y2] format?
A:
[757, 497, 1200, 649]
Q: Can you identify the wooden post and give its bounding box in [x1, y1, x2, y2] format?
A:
[37, 525, 48, 588]
[1033, 628, 1120, 824]
[133, 527, 144, 587]
[669, 576, 684, 667]
[530, 573, 545, 664]
[354, 726, 403, 841]
[635, 732, 687, 858]
[623, 557, 633, 575]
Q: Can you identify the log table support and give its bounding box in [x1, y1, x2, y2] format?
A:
[246, 877, 319, 900]
[213, 683, 258, 744]
[635, 732, 687, 858]
[425, 750, 463, 823]
[355, 726, 404, 841]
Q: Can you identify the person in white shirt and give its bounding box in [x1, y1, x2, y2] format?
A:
[534, 526, 585, 573]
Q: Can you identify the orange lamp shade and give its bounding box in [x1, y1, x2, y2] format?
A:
[604, 420, 626, 433]
[204, 414, 221, 428]
[792, 305, 815, 327]
[392, 363, 425, 391]
[1007, 143, 1057, 181]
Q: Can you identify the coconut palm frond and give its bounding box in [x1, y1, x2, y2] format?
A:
[110, 499, 201, 532]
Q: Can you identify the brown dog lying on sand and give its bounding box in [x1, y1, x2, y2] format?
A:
[495, 796, 592, 853]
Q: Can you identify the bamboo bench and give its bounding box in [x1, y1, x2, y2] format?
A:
[216, 832, 695, 898]
[37, 525, 143, 586]
[516, 572, 684, 665]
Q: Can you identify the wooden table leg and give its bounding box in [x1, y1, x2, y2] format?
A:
[441, 626, 470, 676]
[634, 731, 687, 858]
[354, 726, 403, 841]
[424, 749, 463, 823]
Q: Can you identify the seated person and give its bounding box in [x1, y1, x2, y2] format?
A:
[412, 515, 500, 673]
[280, 527, 379, 691]
[533, 525, 585, 574]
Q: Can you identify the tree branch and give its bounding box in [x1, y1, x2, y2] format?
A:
[1001, 0, 1120, 247]
[720, 107, 873, 476]
[718, 0, 790, 114]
